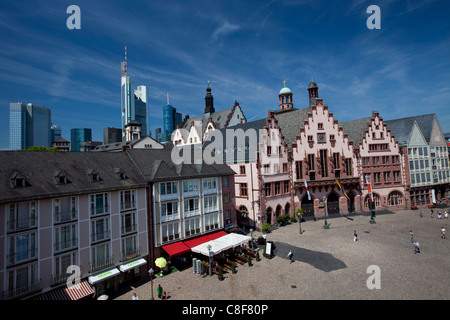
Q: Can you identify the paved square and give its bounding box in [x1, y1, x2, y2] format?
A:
[113, 208, 450, 300]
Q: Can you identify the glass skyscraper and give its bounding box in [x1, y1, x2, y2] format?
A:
[9, 102, 52, 150]
[70, 128, 92, 152]
[120, 50, 149, 140]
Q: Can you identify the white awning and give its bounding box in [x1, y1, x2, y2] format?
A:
[191, 238, 233, 256]
[119, 258, 147, 272]
[218, 233, 251, 248]
[88, 268, 120, 285]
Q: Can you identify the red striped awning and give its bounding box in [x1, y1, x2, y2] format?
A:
[64, 280, 95, 300]
[163, 241, 191, 257]
[183, 230, 228, 249]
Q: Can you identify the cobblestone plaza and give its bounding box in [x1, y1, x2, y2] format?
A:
[113, 208, 449, 300]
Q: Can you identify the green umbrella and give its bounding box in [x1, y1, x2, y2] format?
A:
[155, 257, 167, 268]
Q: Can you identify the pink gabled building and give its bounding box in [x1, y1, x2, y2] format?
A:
[274, 81, 360, 220]
[341, 111, 407, 212]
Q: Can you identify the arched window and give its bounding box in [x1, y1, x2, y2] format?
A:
[238, 206, 249, 219]
[364, 193, 380, 209]
[388, 191, 403, 206]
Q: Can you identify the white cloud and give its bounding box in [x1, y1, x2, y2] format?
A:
[212, 21, 240, 40]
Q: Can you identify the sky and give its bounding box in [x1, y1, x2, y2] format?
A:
[1, 0, 449, 149]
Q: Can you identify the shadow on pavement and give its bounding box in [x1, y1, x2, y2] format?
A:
[275, 242, 347, 272]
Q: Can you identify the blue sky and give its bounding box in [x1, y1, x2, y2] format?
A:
[1, 0, 449, 149]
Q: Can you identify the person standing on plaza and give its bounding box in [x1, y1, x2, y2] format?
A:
[430, 209, 434, 218]
[438, 211, 442, 219]
[353, 230, 358, 241]
[441, 227, 448, 239]
[413, 240, 420, 254]
[410, 230, 414, 243]
[132, 293, 138, 300]
[444, 211, 448, 219]
[157, 284, 163, 299]
[287, 250, 293, 264]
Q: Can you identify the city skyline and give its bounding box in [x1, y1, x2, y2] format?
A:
[1, 0, 450, 150]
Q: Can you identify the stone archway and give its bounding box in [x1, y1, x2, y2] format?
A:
[266, 207, 273, 224]
[301, 195, 315, 219]
[327, 192, 340, 215]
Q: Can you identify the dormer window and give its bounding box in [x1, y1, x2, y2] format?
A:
[54, 170, 71, 185]
[11, 172, 30, 188]
[87, 169, 101, 182]
[115, 168, 128, 180]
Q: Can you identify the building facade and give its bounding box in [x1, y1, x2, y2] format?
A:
[0, 149, 236, 300]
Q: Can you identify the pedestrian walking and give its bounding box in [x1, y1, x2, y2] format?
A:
[441, 227, 448, 239]
[353, 230, 358, 241]
[162, 291, 167, 300]
[413, 241, 420, 254]
[431, 209, 434, 218]
[410, 230, 414, 243]
[287, 250, 293, 264]
[157, 284, 163, 299]
[132, 293, 139, 300]
[438, 211, 442, 219]
[444, 211, 448, 219]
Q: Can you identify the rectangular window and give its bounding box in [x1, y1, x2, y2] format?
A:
[383, 172, 391, 183]
[274, 182, 281, 195]
[239, 165, 246, 175]
[161, 182, 178, 195]
[264, 183, 271, 196]
[183, 198, 199, 215]
[283, 181, 290, 194]
[204, 195, 218, 212]
[120, 190, 136, 211]
[185, 217, 200, 236]
[54, 224, 77, 252]
[333, 153, 340, 169]
[183, 180, 199, 193]
[8, 202, 37, 232]
[202, 178, 217, 190]
[7, 232, 36, 265]
[121, 212, 136, 234]
[320, 150, 328, 177]
[373, 172, 381, 183]
[91, 217, 110, 243]
[90, 193, 108, 216]
[308, 154, 315, 171]
[162, 222, 179, 242]
[295, 161, 302, 180]
[240, 183, 248, 197]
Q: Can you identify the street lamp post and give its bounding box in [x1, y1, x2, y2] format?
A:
[148, 268, 154, 300]
[207, 244, 212, 277]
[323, 196, 330, 229]
[250, 228, 254, 249]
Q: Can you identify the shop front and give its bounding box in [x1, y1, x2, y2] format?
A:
[88, 267, 120, 297]
[118, 258, 147, 287]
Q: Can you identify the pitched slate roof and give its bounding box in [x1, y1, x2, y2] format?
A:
[384, 114, 436, 145]
[0, 149, 236, 204]
[0, 151, 147, 204]
[202, 118, 267, 163]
[272, 108, 310, 146]
[340, 117, 372, 148]
[126, 149, 236, 182]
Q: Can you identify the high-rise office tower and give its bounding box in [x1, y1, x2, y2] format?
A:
[70, 128, 92, 152]
[51, 124, 62, 143]
[103, 127, 122, 144]
[9, 102, 52, 150]
[161, 93, 182, 143]
[120, 46, 149, 140]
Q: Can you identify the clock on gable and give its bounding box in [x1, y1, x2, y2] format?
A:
[317, 133, 326, 144]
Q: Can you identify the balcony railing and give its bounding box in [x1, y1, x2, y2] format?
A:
[54, 209, 77, 224]
[90, 256, 114, 273]
[91, 230, 111, 243]
[90, 205, 109, 216]
[121, 224, 137, 235]
[121, 249, 140, 262]
[120, 201, 136, 211]
[54, 238, 78, 252]
[7, 217, 37, 233]
[2, 280, 41, 300]
[7, 248, 38, 266]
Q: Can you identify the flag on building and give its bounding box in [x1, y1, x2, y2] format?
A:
[336, 179, 351, 201]
[304, 179, 311, 200]
[364, 175, 374, 202]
